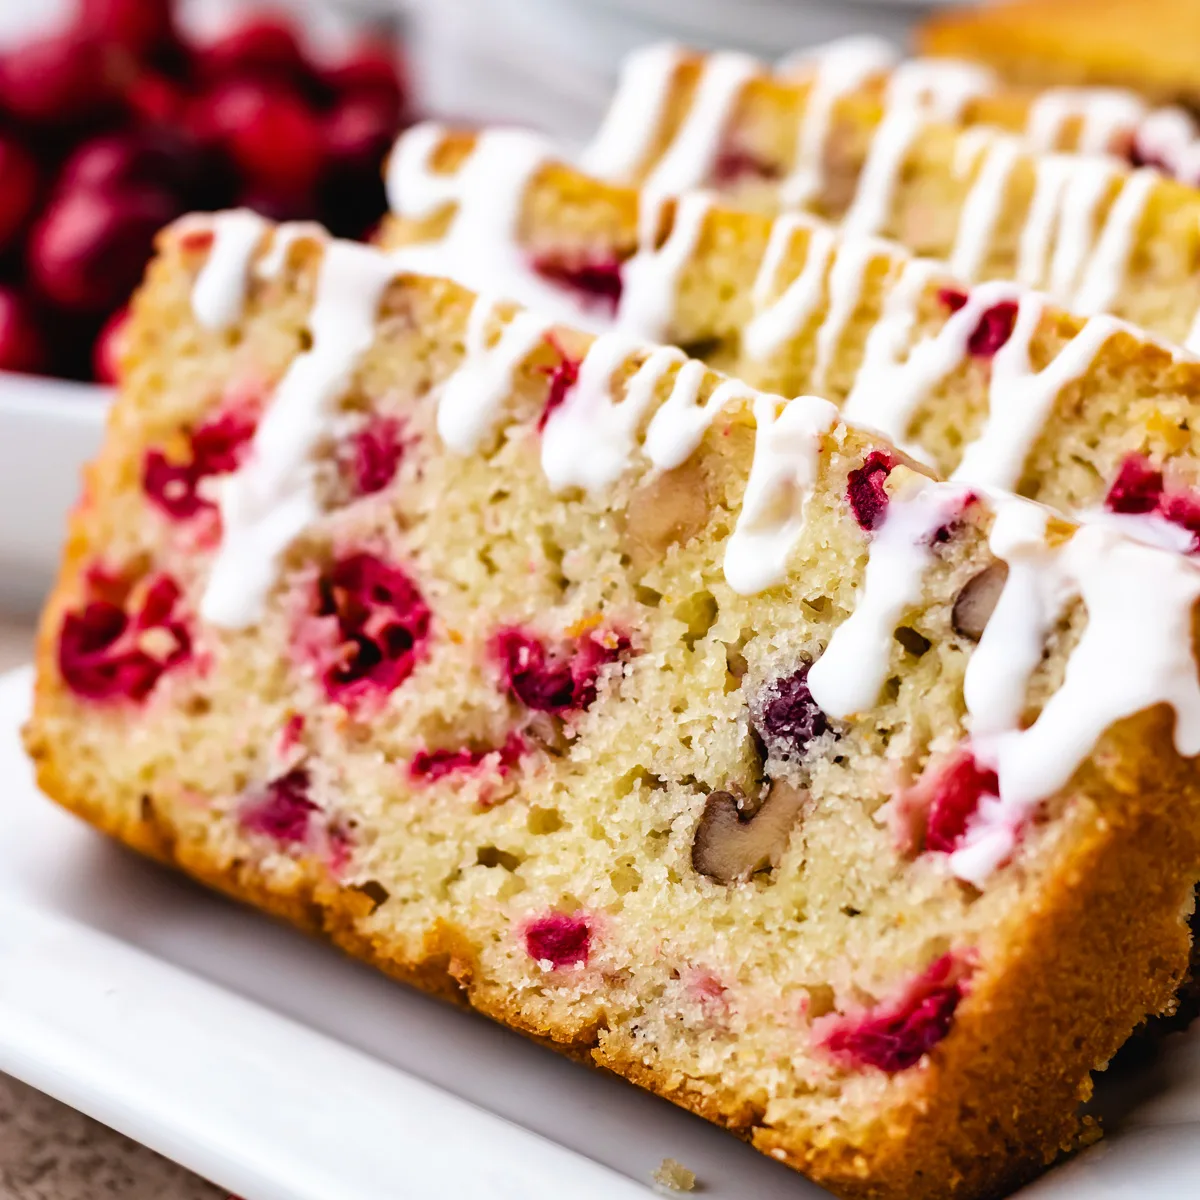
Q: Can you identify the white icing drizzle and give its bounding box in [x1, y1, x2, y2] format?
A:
[779, 35, 899, 208]
[829, 267, 1128, 493]
[883, 58, 995, 123]
[744, 213, 835, 361]
[436, 296, 554, 455]
[1077, 506, 1199, 555]
[540, 337, 681, 493]
[638, 50, 761, 205]
[812, 235, 896, 389]
[191, 209, 268, 331]
[841, 105, 927, 238]
[580, 43, 686, 181]
[962, 500, 1062, 737]
[385, 123, 601, 328]
[953, 308, 1126, 491]
[807, 483, 972, 717]
[803, 471, 1200, 886]
[949, 134, 1023, 281]
[841, 257, 959, 453]
[201, 242, 398, 629]
[1134, 106, 1200, 181]
[255, 221, 326, 281]
[977, 516, 1200, 783]
[724, 393, 838, 594]
[954, 514, 1200, 883]
[618, 191, 713, 342]
[1026, 87, 1147, 155]
[1047, 160, 1122, 301]
[643, 372, 751, 471]
[1187, 313, 1200, 355]
[1017, 155, 1119, 300]
[1072, 168, 1156, 315]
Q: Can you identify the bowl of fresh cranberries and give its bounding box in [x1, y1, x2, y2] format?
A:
[0, 0, 408, 383]
[0, 0, 410, 611]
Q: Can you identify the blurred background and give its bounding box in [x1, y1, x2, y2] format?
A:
[400, 0, 951, 141]
[0, 0, 950, 388]
[0, 0, 951, 611]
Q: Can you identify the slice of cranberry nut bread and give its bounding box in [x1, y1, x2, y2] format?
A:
[590, 41, 1200, 190]
[381, 130, 1200, 540]
[25, 215, 1200, 1200]
[559, 46, 1200, 348]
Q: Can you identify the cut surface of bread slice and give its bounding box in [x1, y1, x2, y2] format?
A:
[559, 49, 1200, 349]
[918, 0, 1200, 113]
[381, 129, 1200, 535]
[586, 41, 1200, 192]
[25, 213, 1200, 1200]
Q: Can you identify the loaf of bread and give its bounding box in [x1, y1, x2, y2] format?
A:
[381, 126, 1200, 535]
[551, 47, 1200, 348]
[587, 41, 1200, 188]
[918, 0, 1200, 113]
[25, 215, 1200, 1200]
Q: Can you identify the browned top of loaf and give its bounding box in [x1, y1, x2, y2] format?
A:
[919, 0, 1200, 108]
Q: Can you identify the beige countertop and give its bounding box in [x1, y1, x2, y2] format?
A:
[0, 617, 223, 1199]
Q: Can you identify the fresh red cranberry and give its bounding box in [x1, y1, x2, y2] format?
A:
[343, 416, 404, 497]
[142, 409, 257, 521]
[323, 96, 397, 176]
[525, 912, 591, 969]
[819, 955, 965, 1072]
[1102, 454, 1200, 548]
[751, 664, 831, 760]
[240, 769, 319, 844]
[124, 71, 188, 126]
[0, 288, 47, 375]
[710, 145, 781, 185]
[81, 0, 175, 56]
[0, 135, 39, 255]
[93, 306, 128, 384]
[937, 287, 968, 313]
[0, 33, 117, 127]
[57, 573, 190, 702]
[199, 79, 324, 196]
[323, 43, 407, 118]
[928, 490, 979, 547]
[59, 133, 198, 204]
[314, 553, 432, 708]
[193, 18, 307, 83]
[537, 341, 582, 432]
[1106, 454, 1166, 515]
[846, 449, 896, 531]
[279, 713, 306, 754]
[925, 751, 998, 854]
[28, 186, 177, 313]
[1163, 492, 1200, 542]
[966, 301, 1018, 358]
[494, 628, 625, 714]
[532, 253, 624, 318]
[410, 732, 526, 782]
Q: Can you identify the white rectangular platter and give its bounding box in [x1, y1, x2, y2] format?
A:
[0, 665, 1196, 1199]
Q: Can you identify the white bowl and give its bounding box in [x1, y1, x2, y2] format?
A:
[0, 375, 108, 616]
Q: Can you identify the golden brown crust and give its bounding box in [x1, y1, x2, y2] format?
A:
[26, 671, 1200, 1200]
[660, 51, 1143, 168]
[919, 0, 1200, 108]
[382, 132, 1200, 509]
[24, 229, 1200, 1200]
